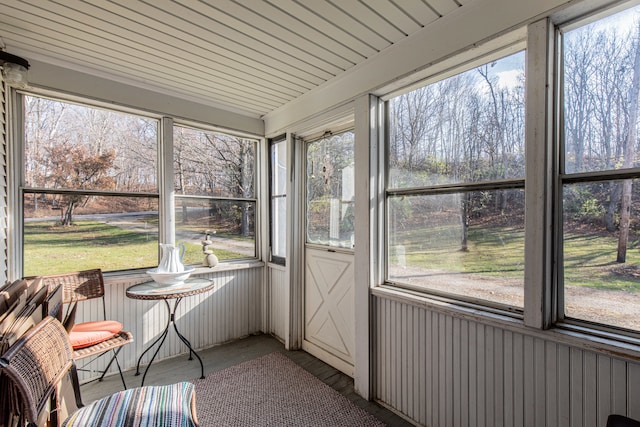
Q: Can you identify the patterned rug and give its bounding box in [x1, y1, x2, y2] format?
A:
[191, 352, 386, 426]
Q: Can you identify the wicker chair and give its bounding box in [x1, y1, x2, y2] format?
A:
[0, 316, 198, 427]
[28, 269, 133, 389]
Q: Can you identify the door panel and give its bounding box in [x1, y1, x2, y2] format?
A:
[303, 129, 355, 376]
[304, 247, 354, 365]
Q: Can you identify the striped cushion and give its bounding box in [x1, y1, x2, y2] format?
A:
[63, 382, 197, 427]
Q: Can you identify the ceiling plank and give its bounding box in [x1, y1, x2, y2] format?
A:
[328, 0, 407, 43]
[2, 25, 273, 116]
[396, 0, 440, 23]
[17, 0, 315, 96]
[142, 0, 334, 82]
[2, 5, 296, 106]
[425, 0, 461, 16]
[244, 0, 364, 65]
[180, 0, 348, 74]
[6, 1, 303, 109]
[296, 0, 390, 51]
[95, 0, 325, 87]
[362, 0, 422, 35]
[268, 0, 379, 59]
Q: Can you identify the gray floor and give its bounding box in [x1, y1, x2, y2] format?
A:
[81, 333, 414, 427]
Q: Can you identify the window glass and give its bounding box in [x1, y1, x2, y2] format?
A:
[173, 125, 255, 198]
[386, 52, 525, 308]
[270, 138, 287, 261]
[24, 194, 158, 276]
[173, 125, 257, 264]
[561, 5, 640, 332]
[174, 197, 256, 264]
[271, 196, 286, 259]
[24, 96, 157, 191]
[388, 190, 525, 307]
[562, 181, 640, 331]
[306, 131, 355, 249]
[272, 140, 287, 195]
[388, 51, 525, 189]
[563, 6, 640, 175]
[23, 95, 159, 276]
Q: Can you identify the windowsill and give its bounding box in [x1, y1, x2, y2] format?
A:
[103, 260, 265, 285]
[372, 285, 640, 363]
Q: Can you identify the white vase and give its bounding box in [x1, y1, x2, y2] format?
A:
[158, 243, 185, 273]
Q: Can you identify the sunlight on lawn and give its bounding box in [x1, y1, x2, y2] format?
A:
[23, 220, 242, 276]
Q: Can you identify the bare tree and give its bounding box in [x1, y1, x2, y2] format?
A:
[617, 21, 640, 263]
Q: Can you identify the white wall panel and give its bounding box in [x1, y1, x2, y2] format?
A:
[374, 295, 640, 427]
[74, 266, 263, 383]
[267, 265, 287, 341]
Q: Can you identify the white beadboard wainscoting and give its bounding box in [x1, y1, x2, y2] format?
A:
[74, 264, 264, 383]
[267, 263, 287, 342]
[373, 289, 640, 427]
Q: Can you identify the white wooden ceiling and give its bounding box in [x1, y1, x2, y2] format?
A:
[0, 0, 468, 118]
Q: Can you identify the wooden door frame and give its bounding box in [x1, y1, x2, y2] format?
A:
[284, 98, 377, 399]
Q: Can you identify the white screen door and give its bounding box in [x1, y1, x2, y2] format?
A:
[303, 130, 355, 376]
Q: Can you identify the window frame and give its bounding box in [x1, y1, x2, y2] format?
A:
[382, 47, 527, 313]
[268, 134, 287, 266]
[17, 91, 162, 277]
[554, 5, 640, 339]
[172, 121, 259, 264]
[11, 89, 261, 277]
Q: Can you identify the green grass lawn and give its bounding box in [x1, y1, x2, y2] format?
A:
[391, 225, 525, 278]
[391, 224, 640, 292]
[24, 220, 244, 277]
[563, 231, 640, 292]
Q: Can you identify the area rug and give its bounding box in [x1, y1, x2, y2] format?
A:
[191, 352, 386, 426]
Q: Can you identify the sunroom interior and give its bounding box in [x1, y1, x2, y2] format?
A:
[2, 0, 640, 426]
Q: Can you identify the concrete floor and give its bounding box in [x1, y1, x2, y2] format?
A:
[81, 333, 414, 426]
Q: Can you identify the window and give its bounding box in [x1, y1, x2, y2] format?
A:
[269, 136, 286, 264]
[559, 4, 640, 333]
[306, 130, 355, 249]
[22, 94, 159, 276]
[385, 51, 526, 309]
[173, 125, 257, 264]
[19, 93, 259, 277]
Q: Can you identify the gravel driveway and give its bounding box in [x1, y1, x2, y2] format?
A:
[389, 265, 640, 331]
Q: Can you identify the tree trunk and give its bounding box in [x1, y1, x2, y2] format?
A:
[460, 193, 470, 252]
[182, 201, 188, 224]
[62, 202, 75, 226]
[605, 182, 620, 232]
[242, 202, 250, 237]
[241, 145, 252, 237]
[617, 23, 640, 262]
[618, 179, 633, 262]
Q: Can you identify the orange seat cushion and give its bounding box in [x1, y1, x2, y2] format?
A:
[69, 320, 123, 349]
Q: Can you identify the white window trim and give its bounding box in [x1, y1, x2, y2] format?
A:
[524, 17, 556, 330]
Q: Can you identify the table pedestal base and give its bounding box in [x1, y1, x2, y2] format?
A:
[134, 297, 205, 387]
